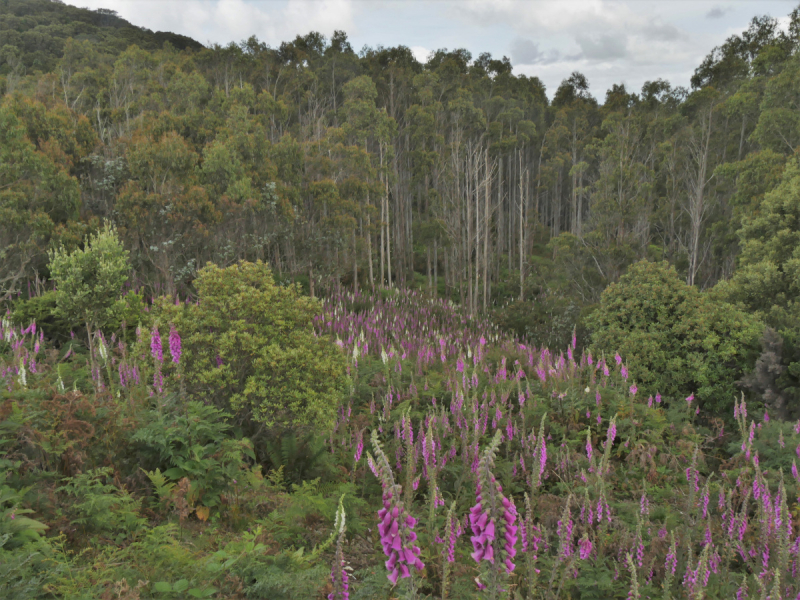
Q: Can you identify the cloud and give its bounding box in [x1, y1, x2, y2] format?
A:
[706, 6, 731, 19]
[509, 39, 560, 65]
[410, 46, 431, 64]
[643, 19, 684, 42]
[60, 0, 356, 47]
[575, 33, 628, 61]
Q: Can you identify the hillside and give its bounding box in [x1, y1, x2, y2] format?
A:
[0, 0, 203, 74]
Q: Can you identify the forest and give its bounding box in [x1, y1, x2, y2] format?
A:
[1, 0, 800, 598]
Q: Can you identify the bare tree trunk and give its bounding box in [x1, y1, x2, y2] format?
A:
[427, 245, 432, 292]
[483, 148, 490, 312]
[386, 177, 392, 288]
[380, 181, 385, 286]
[686, 103, 715, 287]
[519, 153, 526, 302]
[353, 228, 358, 294]
[366, 200, 374, 290]
[433, 239, 438, 297]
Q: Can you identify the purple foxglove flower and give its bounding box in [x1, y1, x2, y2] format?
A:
[150, 327, 163, 362]
[168, 326, 181, 364]
[579, 536, 592, 559]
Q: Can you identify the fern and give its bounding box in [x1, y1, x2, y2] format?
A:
[143, 468, 176, 505]
[263, 430, 331, 484]
[0, 536, 62, 600]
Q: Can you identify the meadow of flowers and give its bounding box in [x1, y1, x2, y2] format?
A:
[2, 288, 800, 599]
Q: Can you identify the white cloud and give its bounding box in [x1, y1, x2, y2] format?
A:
[510, 39, 560, 65]
[60, 0, 355, 46]
[410, 46, 431, 64]
[58, 0, 795, 100]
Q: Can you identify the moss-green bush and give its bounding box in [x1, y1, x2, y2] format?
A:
[588, 260, 763, 415]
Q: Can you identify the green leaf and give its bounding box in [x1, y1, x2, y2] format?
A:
[153, 581, 172, 593]
[163, 467, 185, 480]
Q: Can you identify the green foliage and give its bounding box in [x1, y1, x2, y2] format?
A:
[263, 430, 332, 485]
[0, 0, 202, 77]
[56, 467, 146, 537]
[11, 289, 146, 342]
[133, 402, 252, 509]
[48, 222, 130, 334]
[718, 156, 800, 414]
[0, 537, 62, 600]
[494, 296, 588, 349]
[0, 101, 82, 297]
[143, 468, 176, 507]
[10, 291, 72, 341]
[261, 479, 367, 548]
[151, 578, 217, 597]
[588, 260, 763, 414]
[157, 261, 347, 431]
[0, 464, 48, 549]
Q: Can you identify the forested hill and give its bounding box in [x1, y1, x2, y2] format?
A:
[2, 1, 800, 396]
[0, 0, 203, 73]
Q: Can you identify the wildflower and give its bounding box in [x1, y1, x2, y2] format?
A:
[17, 358, 26, 388]
[169, 326, 181, 364]
[354, 430, 364, 463]
[150, 327, 163, 362]
[369, 432, 424, 586]
[686, 393, 694, 406]
[629, 384, 637, 396]
[585, 429, 593, 461]
[470, 431, 518, 578]
[578, 535, 592, 560]
[328, 499, 349, 600]
[665, 536, 677, 575]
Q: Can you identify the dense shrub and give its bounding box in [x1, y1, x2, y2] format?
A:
[716, 156, 800, 417]
[155, 261, 347, 432]
[587, 260, 763, 414]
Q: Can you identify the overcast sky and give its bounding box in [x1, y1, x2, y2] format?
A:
[61, 0, 798, 99]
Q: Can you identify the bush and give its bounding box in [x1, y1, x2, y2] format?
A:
[716, 156, 800, 416]
[10, 292, 72, 342]
[133, 402, 253, 510]
[56, 467, 146, 539]
[155, 261, 347, 433]
[587, 260, 763, 415]
[48, 222, 130, 338]
[11, 290, 146, 343]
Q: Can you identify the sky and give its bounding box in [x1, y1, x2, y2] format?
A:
[60, 0, 798, 100]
